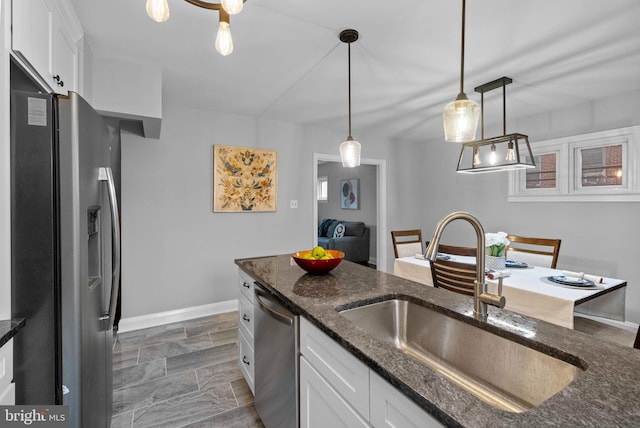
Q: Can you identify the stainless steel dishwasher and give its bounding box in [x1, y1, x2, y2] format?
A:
[254, 282, 299, 428]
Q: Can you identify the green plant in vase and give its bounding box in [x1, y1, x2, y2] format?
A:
[485, 232, 509, 258]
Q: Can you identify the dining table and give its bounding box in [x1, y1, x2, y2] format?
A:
[393, 255, 627, 329]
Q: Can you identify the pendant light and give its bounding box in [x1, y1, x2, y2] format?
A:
[339, 29, 361, 168]
[443, 0, 480, 142]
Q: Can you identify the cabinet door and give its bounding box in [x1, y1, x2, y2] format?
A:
[0, 340, 14, 405]
[300, 356, 370, 428]
[299, 317, 370, 417]
[238, 329, 255, 395]
[370, 371, 443, 428]
[12, 0, 53, 79]
[50, 17, 77, 94]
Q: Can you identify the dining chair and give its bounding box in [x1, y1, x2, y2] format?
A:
[391, 229, 423, 258]
[425, 241, 477, 257]
[429, 258, 476, 296]
[505, 235, 561, 269]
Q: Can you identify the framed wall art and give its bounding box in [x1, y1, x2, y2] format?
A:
[213, 145, 278, 212]
[340, 178, 359, 209]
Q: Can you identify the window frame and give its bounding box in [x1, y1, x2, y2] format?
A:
[508, 126, 640, 202]
[317, 176, 328, 203]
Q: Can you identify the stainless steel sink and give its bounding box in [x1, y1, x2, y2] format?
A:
[339, 298, 583, 413]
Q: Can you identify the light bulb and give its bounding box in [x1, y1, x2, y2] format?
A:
[489, 144, 497, 165]
[222, 0, 243, 14]
[472, 146, 481, 166]
[339, 138, 361, 167]
[215, 22, 233, 56]
[146, 0, 170, 23]
[506, 141, 516, 161]
[443, 95, 480, 142]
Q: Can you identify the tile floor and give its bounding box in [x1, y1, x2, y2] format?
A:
[110, 312, 264, 428]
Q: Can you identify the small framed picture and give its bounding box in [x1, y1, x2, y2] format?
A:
[340, 178, 359, 209]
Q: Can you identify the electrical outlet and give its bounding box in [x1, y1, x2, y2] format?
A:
[290, 200, 299, 209]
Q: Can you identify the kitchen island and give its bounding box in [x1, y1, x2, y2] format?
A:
[236, 254, 640, 427]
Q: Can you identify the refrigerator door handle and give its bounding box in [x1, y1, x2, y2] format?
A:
[98, 167, 121, 330]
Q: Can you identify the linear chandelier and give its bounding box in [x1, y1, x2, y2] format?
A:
[456, 77, 536, 173]
[146, 0, 246, 56]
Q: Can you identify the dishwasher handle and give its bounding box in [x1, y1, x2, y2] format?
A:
[254, 286, 294, 326]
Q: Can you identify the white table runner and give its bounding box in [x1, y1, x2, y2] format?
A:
[393, 256, 626, 329]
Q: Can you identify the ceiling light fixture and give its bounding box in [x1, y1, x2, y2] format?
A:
[339, 29, 361, 168]
[456, 76, 536, 173]
[443, 0, 480, 142]
[146, 0, 245, 56]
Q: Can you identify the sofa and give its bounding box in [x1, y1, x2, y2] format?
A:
[317, 219, 370, 263]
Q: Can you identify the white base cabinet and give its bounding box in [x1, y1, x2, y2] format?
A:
[237, 270, 255, 394]
[300, 356, 370, 428]
[370, 370, 442, 428]
[0, 339, 15, 405]
[299, 317, 443, 428]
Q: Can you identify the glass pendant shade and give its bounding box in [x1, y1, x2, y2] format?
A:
[146, 0, 170, 22]
[443, 95, 480, 142]
[339, 138, 361, 168]
[215, 22, 233, 56]
[222, 0, 244, 14]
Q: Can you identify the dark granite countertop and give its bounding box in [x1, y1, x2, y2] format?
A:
[236, 254, 640, 427]
[0, 318, 26, 348]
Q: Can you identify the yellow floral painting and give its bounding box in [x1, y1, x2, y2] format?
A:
[213, 145, 278, 212]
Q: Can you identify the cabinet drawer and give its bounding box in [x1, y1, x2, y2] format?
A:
[238, 270, 255, 303]
[300, 318, 369, 418]
[238, 329, 255, 394]
[238, 293, 254, 340]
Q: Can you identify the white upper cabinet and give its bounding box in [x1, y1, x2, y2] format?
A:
[11, 0, 82, 94]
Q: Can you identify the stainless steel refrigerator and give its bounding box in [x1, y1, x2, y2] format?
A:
[10, 60, 121, 428]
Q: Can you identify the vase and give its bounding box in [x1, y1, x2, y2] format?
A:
[485, 255, 506, 270]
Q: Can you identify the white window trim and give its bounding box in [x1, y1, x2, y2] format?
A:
[508, 126, 640, 202]
[317, 176, 328, 203]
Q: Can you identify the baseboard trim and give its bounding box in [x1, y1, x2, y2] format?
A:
[117, 299, 239, 333]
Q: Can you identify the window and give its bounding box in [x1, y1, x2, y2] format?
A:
[317, 176, 328, 202]
[509, 126, 640, 202]
[526, 153, 558, 190]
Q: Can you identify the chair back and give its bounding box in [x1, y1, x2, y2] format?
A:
[426, 242, 477, 257]
[505, 235, 561, 269]
[429, 259, 476, 297]
[391, 229, 423, 258]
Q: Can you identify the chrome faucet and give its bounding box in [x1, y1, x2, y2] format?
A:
[424, 211, 506, 321]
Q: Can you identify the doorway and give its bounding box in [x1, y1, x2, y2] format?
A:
[312, 153, 387, 271]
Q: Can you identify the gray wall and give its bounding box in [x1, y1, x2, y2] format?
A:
[120, 102, 408, 318]
[418, 90, 640, 323]
[317, 162, 377, 262]
[121, 89, 639, 326]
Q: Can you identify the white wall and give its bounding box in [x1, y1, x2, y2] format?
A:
[419, 90, 640, 324]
